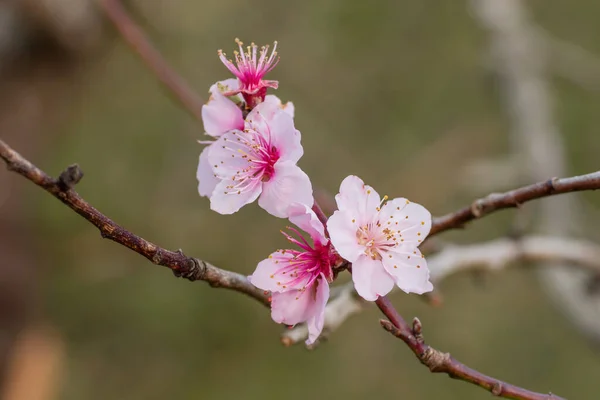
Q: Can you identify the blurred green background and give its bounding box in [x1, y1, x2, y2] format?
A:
[3, 0, 600, 399]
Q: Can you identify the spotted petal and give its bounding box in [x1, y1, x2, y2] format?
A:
[335, 175, 381, 225]
[249, 251, 311, 293]
[327, 209, 364, 262]
[381, 248, 433, 294]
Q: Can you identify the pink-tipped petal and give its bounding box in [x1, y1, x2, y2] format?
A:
[259, 161, 313, 218]
[335, 175, 381, 224]
[249, 252, 310, 293]
[197, 145, 220, 197]
[351, 255, 395, 301]
[326, 210, 364, 262]
[287, 203, 327, 246]
[306, 276, 329, 345]
[267, 109, 303, 163]
[202, 81, 244, 136]
[246, 103, 302, 164]
[210, 178, 262, 215]
[271, 286, 317, 326]
[381, 248, 433, 295]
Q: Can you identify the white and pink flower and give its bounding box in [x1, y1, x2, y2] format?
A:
[249, 204, 336, 344]
[218, 39, 280, 109]
[327, 176, 433, 301]
[196, 79, 294, 199]
[207, 99, 312, 217]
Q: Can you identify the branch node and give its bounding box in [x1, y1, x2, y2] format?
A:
[420, 347, 451, 372]
[58, 164, 84, 190]
[545, 177, 558, 194]
[151, 248, 162, 264]
[470, 199, 485, 217]
[491, 382, 503, 396]
[172, 257, 206, 282]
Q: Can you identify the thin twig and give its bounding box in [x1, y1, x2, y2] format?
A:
[431, 172, 600, 236]
[376, 297, 563, 400]
[428, 235, 600, 281]
[0, 139, 268, 306]
[99, 0, 204, 121]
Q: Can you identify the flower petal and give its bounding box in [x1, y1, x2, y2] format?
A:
[264, 108, 303, 164]
[207, 130, 252, 175]
[264, 94, 295, 119]
[381, 198, 431, 245]
[209, 78, 240, 96]
[335, 175, 381, 225]
[381, 248, 433, 294]
[209, 177, 262, 215]
[258, 161, 313, 218]
[287, 203, 327, 246]
[249, 251, 310, 293]
[327, 209, 364, 262]
[202, 81, 244, 137]
[306, 276, 329, 345]
[196, 145, 220, 198]
[244, 102, 302, 163]
[271, 284, 318, 326]
[351, 254, 395, 301]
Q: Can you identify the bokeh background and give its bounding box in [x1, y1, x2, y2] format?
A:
[1, 0, 600, 399]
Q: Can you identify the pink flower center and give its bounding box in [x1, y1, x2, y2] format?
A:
[219, 129, 280, 195]
[269, 228, 334, 296]
[218, 39, 279, 94]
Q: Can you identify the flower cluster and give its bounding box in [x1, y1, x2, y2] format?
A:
[197, 40, 433, 344]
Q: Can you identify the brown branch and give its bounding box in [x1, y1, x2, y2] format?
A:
[431, 171, 600, 237]
[283, 234, 600, 346]
[99, 0, 204, 121]
[0, 139, 268, 306]
[375, 296, 564, 400]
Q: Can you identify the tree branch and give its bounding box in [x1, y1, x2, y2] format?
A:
[430, 172, 600, 236]
[99, 0, 204, 121]
[0, 139, 268, 306]
[428, 235, 600, 282]
[284, 234, 600, 345]
[375, 297, 563, 400]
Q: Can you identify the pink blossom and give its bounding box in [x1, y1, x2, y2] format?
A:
[327, 176, 433, 301]
[207, 99, 313, 217]
[197, 79, 245, 197]
[249, 203, 336, 344]
[197, 80, 295, 198]
[218, 39, 279, 109]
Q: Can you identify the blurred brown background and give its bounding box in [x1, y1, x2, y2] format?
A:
[1, 0, 599, 399]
